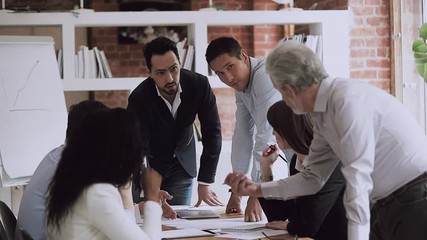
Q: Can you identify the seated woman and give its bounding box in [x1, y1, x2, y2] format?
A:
[46, 108, 162, 240]
[258, 101, 347, 240]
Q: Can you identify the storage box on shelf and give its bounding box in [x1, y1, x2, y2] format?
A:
[0, 10, 349, 91]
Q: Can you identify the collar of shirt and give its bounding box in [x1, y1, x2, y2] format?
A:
[313, 76, 335, 113]
[294, 156, 304, 172]
[155, 83, 182, 119]
[243, 57, 259, 93]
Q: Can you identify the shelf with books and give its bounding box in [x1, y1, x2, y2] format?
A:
[62, 77, 144, 91]
[0, 10, 349, 91]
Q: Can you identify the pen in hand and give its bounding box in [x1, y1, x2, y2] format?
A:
[268, 145, 288, 163]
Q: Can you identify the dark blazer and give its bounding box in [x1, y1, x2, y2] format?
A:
[127, 69, 222, 183]
[259, 155, 347, 240]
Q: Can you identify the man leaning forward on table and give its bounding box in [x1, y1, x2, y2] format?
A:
[128, 37, 223, 207]
[206, 37, 287, 222]
[225, 40, 427, 240]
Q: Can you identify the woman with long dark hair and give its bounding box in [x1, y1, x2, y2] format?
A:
[258, 101, 347, 240]
[46, 108, 162, 240]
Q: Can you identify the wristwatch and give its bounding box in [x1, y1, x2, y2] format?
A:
[260, 175, 273, 182]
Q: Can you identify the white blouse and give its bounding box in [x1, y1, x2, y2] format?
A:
[47, 183, 162, 240]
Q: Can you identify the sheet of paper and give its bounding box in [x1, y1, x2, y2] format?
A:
[219, 223, 267, 232]
[175, 209, 220, 219]
[162, 217, 267, 230]
[161, 228, 215, 239]
[217, 229, 288, 239]
[170, 205, 226, 212]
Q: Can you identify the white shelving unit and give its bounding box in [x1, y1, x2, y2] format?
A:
[0, 10, 349, 91]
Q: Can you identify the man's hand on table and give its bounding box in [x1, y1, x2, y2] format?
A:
[194, 184, 224, 207]
[226, 192, 242, 214]
[244, 196, 263, 222]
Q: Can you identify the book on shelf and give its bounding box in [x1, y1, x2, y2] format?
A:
[315, 35, 323, 60]
[93, 47, 105, 78]
[74, 54, 78, 79]
[282, 34, 322, 59]
[176, 37, 188, 64]
[183, 44, 194, 70]
[175, 38, 194, 70]
[88, 48, 97, 79]
[76, 48, 84, 78]
[56, 48, 63, 78]
[80, 45, 90, 79]
[99, 50, 113, 78]
[71, 45, 112, 79]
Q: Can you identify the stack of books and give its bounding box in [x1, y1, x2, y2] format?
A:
[176, 38, 194, 70]
[282, 34, 322, 60]
[56, 45, 112, 79]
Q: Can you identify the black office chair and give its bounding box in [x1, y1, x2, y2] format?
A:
[0, 201, 16, 240]
[0, 223, 8, 240]
[15, 227, 32, 240]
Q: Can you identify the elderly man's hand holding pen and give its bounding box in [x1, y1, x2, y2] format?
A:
[223, 172, 263, 198]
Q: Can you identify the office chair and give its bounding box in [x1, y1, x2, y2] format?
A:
[0, 201, 16, 240]
[0, 223, 8, 240]
[15, 227, 33, 240]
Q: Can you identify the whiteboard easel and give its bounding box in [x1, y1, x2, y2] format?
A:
[0, 36, 67, 187]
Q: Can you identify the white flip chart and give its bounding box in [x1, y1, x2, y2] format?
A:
[0, 36, 67, 187]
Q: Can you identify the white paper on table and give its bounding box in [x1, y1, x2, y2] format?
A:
[161, 228, 216, 239]
[219, 223, 267, 232]
[170, 205, 226, 212]
[217, 229, 288, 239]
[162, 217, 267, 230]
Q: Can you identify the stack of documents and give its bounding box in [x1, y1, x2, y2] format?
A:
[175, 209, 220, 219]
[161, 229, 216, 239]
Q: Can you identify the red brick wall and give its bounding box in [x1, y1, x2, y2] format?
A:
[1, 0, 393, 145]
[191, 0, 284, 139]
[5, 0, 74, 11]
[295, 0, 391, 92]
[90, 1, 148, 79]
[88, 0, 391, 138]
[89, 0, 286, 139]
[349, 0, 391, 91]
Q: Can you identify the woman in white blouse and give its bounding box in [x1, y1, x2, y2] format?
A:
[46, 108, 162, 240]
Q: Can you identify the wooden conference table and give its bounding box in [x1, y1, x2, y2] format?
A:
[163, 212, 312, 240]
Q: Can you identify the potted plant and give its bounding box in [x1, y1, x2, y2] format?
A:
[412, 23, 427, 83]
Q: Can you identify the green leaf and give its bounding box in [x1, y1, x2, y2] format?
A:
[414, 52, 427, 59]
[423, 63, 427, 83]
[417, 62, 427, 83]
[420, 23, 427, 41]
[412, 24, 427, 82]
[412, 39, 427, 52]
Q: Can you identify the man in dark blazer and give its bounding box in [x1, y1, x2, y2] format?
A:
[127, 37, 223, 206]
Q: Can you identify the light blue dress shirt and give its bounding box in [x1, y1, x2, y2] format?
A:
[17, 145, 64, 240]
[262, 77, 427, 240]
[231, 57, 283, 181]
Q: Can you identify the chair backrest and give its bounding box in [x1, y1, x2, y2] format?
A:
[0, 201, 16, 240]
[0, 222, 8, 240]
[15, 227, 33, 240]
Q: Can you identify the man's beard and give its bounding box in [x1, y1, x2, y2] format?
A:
[162, 82, 177, 95]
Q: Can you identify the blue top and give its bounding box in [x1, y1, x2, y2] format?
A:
[231, 57, 283, 181]
[17, 145, 64, 240]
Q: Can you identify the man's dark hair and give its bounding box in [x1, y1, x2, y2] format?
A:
[205, 36, 242, 65]
[143, 36, 180, 70]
